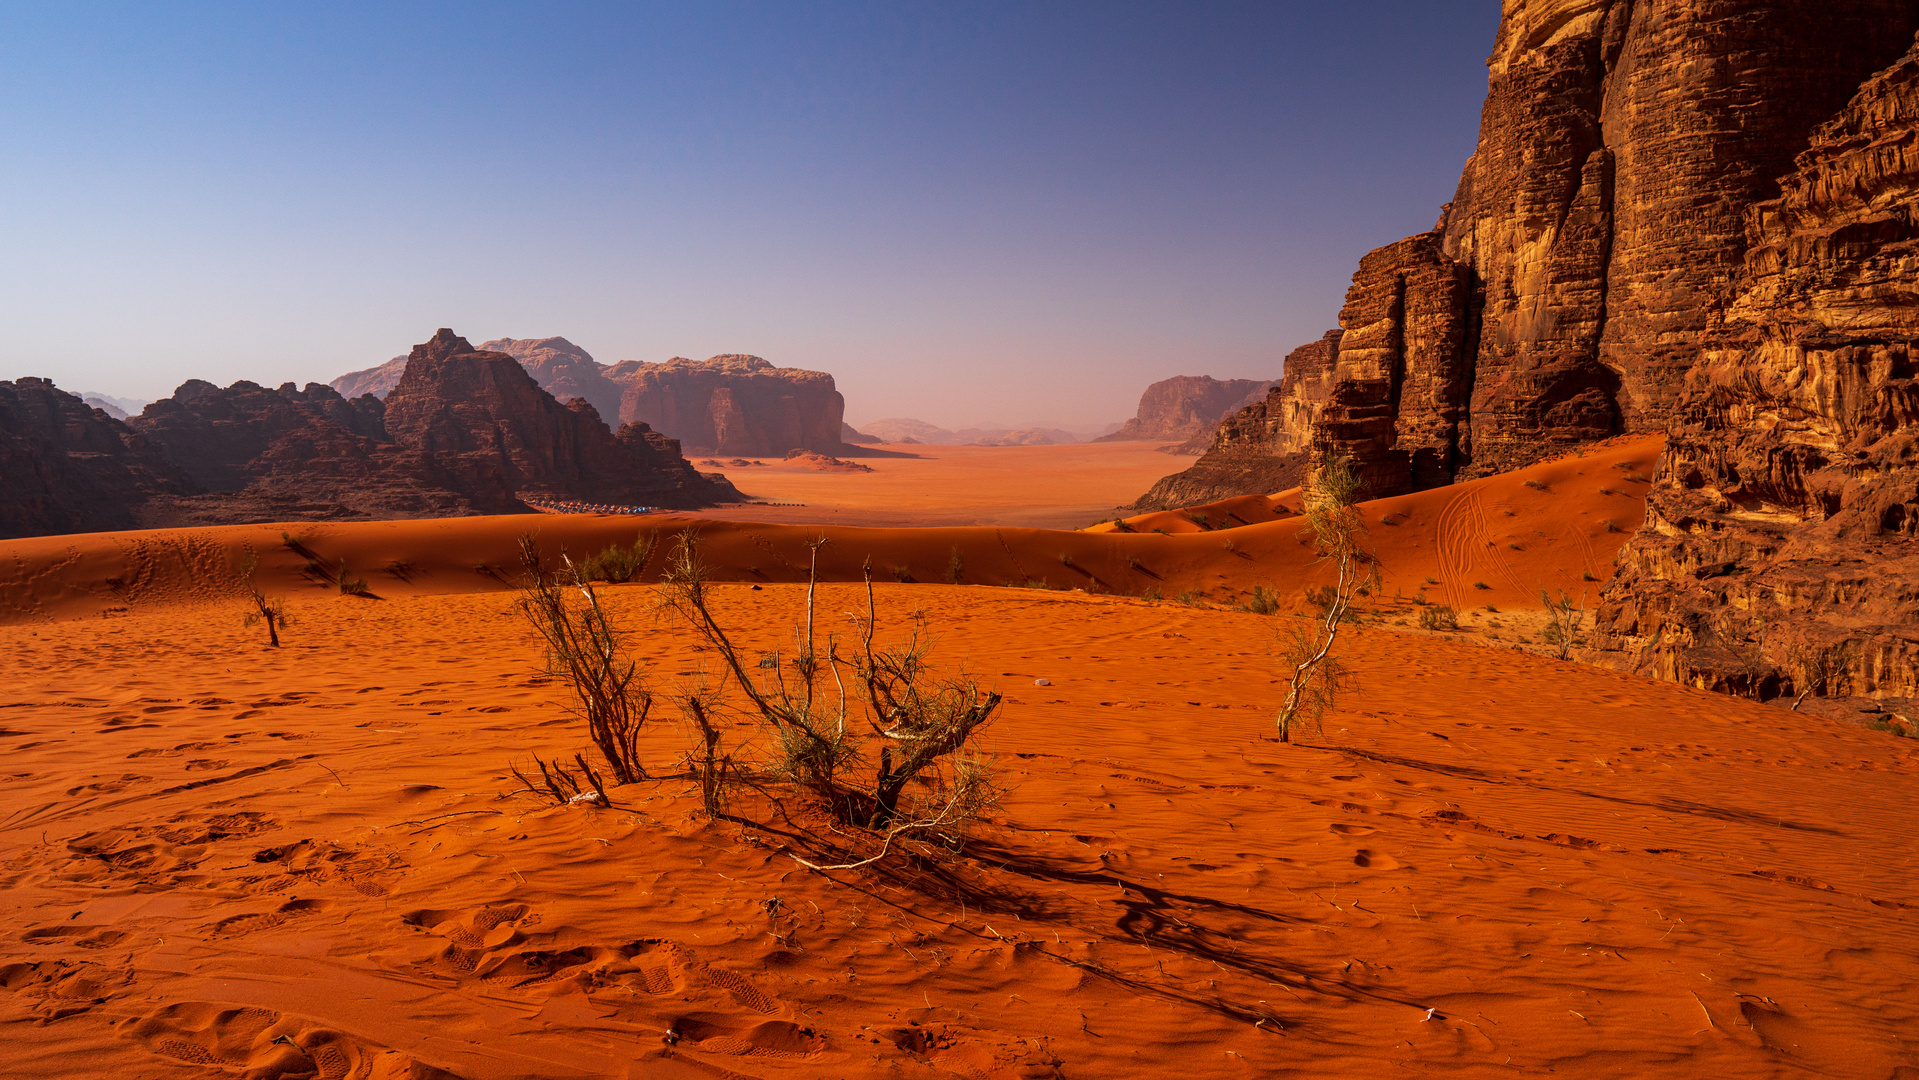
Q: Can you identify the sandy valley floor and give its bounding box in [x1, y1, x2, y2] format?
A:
[1, 439, 1914, 1078]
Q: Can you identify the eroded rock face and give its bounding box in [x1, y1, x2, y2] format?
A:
[1096, 376, 1273, 444]
[618, 354, 847, 456]
[478, 337, 628, 424]
[1130, 334, 1340, 508]
[1595, 35, 1919, 700]
[1144, 0, 1919, 506]
[383, 330, 738, 507]
[0, 379, 194, 538]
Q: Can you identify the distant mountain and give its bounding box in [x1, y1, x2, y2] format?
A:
[77, 392, 150, 420]
[1095, 376, 1274, 445]
[854, 418, 1096, 447]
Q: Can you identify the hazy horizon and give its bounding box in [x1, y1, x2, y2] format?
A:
[2, 2, 1498, 429]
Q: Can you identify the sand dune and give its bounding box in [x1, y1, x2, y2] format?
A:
[0, 436, 1659, 629]
[8, 430, 1912, 1078]
[1, 574, 1914, 1077]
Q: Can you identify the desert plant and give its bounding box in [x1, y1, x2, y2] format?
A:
[1176, 587, 1204, 606]
[337, 563, 371, 596]
[944, 546, 964, 585]
[239, 553, 291, 647]
[576, 530, 660, 584]
[1242, 585, 1281, 615]
[516, 536, 653, 785]
[1191, 513, 1211, 529]
[1425, 576, 1439, 585]
[1539, 589, 1585, 660]
[1582, 571, 1599, 582]
[1141, 585, 1163, 602]
[1473, 581, 1491, 590]
[1788, 645, 1842, 711]
[1275, 456, 1378, 743]
[1523, 478, 1547, 490]
[1058, 552, 1075, 567]
[1507, 542, 1522, 551]
[1417, 604, 1458, 631]
[891, 564, 913, 583]
[510, 751, 611, 807]
[658, 535, 1004, 854]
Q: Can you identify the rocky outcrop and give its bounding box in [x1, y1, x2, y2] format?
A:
[0, 379, 194, 539]
[841, 422, 881, 445]
[378, 330, 739, 508]
[478, 337, 628, 424]
[1141, 0, 1919, 508]
[1096, 376, 1273, 444]
[618, 354, 847, 456]
[1130, 333, 1339, 508]
[1594, 34, 1919, 701]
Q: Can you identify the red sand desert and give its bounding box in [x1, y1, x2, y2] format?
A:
[692, 442, 1199, 530]
[3, 436, 1916, 1079]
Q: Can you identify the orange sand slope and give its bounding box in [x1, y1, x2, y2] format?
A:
[1, 584, 1914, 1078]
[0, 436, 1659, 626]
[698, 441, 1200, 529]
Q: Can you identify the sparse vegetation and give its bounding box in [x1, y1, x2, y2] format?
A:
[510, 751, 611, 807]
[1417, 604, 1458, 631]
[1507, 542, 1522, 551]
[1602, 518, 1621, 533]
[239, 553, 290, 648]
[1275, 456, 1378, 744]
[891, 565, 914, 583]
[1539, 589, 1584, 660]
[1140, 585, 1162, 602]
[1484, 604, 1498, 613]
[1425, 576, 1438, 585]
[1190, 513, 1212, 529]
[1241, 585, 1280, 615]
[1058, 552, 1075, 567]
[1598, 486, 1616, 496]
[1625, 472, 1650, 483]
[576, 530, 660, 584]
[338, 563, 371, 596]
[659, 536, 1004, 863]
[516, 536, 653, 787]
[1582, 571, 1599, 582]
[944, 546, 964, 584]
[1175, 588, 1205, 606]
[1125, 554, 1142, 571]
[1474, 581, 1491, 590]
[1523, 478, 1547, 490]
[1867, 715, 1917, 738]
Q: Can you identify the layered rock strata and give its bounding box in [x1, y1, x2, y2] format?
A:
[1595, 34, 1919, 700]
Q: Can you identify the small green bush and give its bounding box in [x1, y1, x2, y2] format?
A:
[1417, 605, 1458, 631]
[1242, 585, 1280, 615]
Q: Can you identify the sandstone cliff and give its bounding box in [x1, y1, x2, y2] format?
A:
[333, 342, 852, 458]
[1594, 33, 1919, 701]
[1144, 0, 1919, 506]
[386, 330, 737, 507]
[1095, 376, 1272, 444]
[618, 354, 847, 456]
[0, 379, 194, 539]
[478, 337, 628, 424]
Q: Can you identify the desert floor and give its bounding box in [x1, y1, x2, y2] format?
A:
[692, 442, 1198, 529]
[2, 437, 1915, 1079]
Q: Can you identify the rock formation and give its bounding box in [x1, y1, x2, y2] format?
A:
[478, 337, 628, 424]
[384, 330, 736, 508]
[0, 379, 194, 539]
[1594, 33, 1919, 701]
[618, 354, 847, 456]
[1144, 0, 1919, 506]
[334, 343, 853, 458]
[1126, 1, 1919, 706]
[841, 422, 881, 445]
[1096, 376, 1273, 445]
[330, 355, 408, 401]
[1131, 333, 1339, 507]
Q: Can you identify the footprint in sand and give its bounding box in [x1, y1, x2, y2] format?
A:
[209, 897, 330, 938]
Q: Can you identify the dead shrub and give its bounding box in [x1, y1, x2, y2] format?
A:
[239, 553, 291, 647]
[516, 536, 653, 786]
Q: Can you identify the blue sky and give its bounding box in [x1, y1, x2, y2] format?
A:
[0, 2, 1499, 428]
